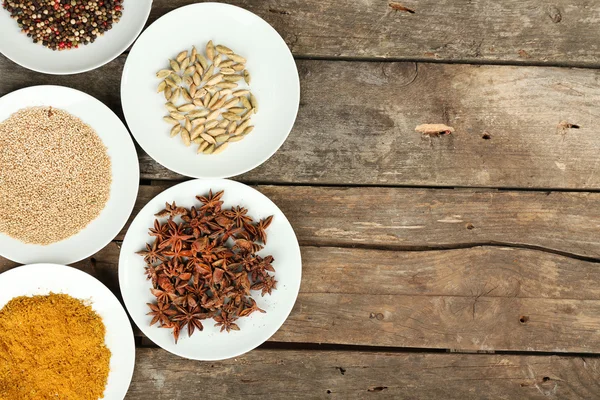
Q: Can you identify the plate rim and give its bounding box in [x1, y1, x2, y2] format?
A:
[120, 2, 300, 179]
[0, 263, 136, 400]
[0, 84, 140, 265]
[118, 178, 302, 361]
[0, 0, 154, 75]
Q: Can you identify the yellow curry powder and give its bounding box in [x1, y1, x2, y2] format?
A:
[0, 293, 111, 400]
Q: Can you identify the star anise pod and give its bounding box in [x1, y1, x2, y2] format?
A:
[147, 302, 177, 327]
[223, 206, 253, 227]
[172, 305, 209, 338]
[136, 240, 166, 264]
[155, 201, 188, 218]
[254, 215, 273, 244]
[150, 288, 177, 304]
[196, 189, 224, 213]
[149, 219, 170, 241]
[214, 311, 240, 333]
[159, 220, 194, 251]
[139, 189, 279, 344]
[160, 321, 182, 344]
[144, 263, 164, 286]
[157, 274, 175, 293]
[239, 298, 266, 317]
[233, 239, 263, 254]
[251, 275, 278, 296]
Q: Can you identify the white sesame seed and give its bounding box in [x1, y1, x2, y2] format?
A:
[0, 107, 112, 245]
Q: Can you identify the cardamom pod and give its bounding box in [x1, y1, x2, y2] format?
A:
[178, 103, 195, 112]
[213, 143, 229, 154]
[200, 133, 216, 144]
[169, 59, 180, 72]
[176, 51, 188, 63]
[206, 40, 215, 61]
[197, 141, 209, 154]
[156, 69, 172, 78]
[203, 144, 215, 154]
[228, 54, 247, 64]
[216, 45, 233, 55]
[170, 124, 182, 137]
[181, 129, 191, 146]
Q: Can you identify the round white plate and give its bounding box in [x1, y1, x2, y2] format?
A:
[0, 85, 139, 265]
[119, 179, 302, 360]
[121, 3, 300, 179]
[0, 0, 152, 75]
[0, 264, 135, 400]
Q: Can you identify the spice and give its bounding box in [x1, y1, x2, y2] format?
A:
[138, 189, 276, 343]
[0, 293, 111, 400]
[0, 107, 112, 245]
[157, 42, 257, 155]
[2, 0, 124, 51]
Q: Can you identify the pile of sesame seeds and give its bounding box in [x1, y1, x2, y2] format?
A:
[0, 107, 112, 245]
[2, 0, 124, 50]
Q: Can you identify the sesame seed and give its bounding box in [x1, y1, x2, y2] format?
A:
[0, 107, 112, 245]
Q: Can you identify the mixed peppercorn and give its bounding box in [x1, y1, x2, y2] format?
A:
[2, 0, 123, 50]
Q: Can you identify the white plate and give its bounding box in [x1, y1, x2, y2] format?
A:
[0, 264, 135, 400]
[0, 0, 152, 75]
[121, 3, 300, 178]
[0, 85, 139, 265]
[119, 179, 302, 360]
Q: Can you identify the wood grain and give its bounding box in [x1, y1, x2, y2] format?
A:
[128, 348, 600, 399]
[148, 0, 600, 67]
[3, 57, 600, 189]
[4, 244, 600, 352]
[119, 185, 600, 259]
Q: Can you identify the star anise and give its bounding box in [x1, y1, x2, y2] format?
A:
[214, 311, 240, 332]
[239, 298, 266, 317]
[159, 220, 194, 251]
[147, 302, 178, 327]
[196, 189, 224, 212]
[136, 240, 166, 264]
[254, 216, 273, 244]
[138, 189, 278, 344]
[172, 305, 209, 337]
[155, 201, 188, 218]
[150, 288, 177, 304]
[251, 275, 278, 296]
[223, 206, 253, 227]
[149, 219, 170, 241]
[144, 263, 164, 285]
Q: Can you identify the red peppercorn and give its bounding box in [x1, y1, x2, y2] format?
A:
[58, 42, 65, 48]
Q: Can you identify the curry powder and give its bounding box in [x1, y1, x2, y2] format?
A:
[0, 293, 111, 400]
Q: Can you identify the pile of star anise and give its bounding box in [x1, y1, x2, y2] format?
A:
[137, 189, 276, 343]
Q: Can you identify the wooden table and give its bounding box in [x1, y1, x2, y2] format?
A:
[3, 1, 600, 398]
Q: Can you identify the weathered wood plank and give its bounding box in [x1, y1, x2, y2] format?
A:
[128, 348, 600, 399]
[2, 57, 600, 189]
[120, 185, 600, 259]
[140, 61, 600, 188]
[148, 0, 600, 67]
[4, 244, 600, 352]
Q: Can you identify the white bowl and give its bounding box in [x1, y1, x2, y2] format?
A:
[0, 85, 139, 265]
[0, 0, 152, 75]
[121, 3, 300, 178]
[0, 264, 136, 400]
[119, 179, 302, 360]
